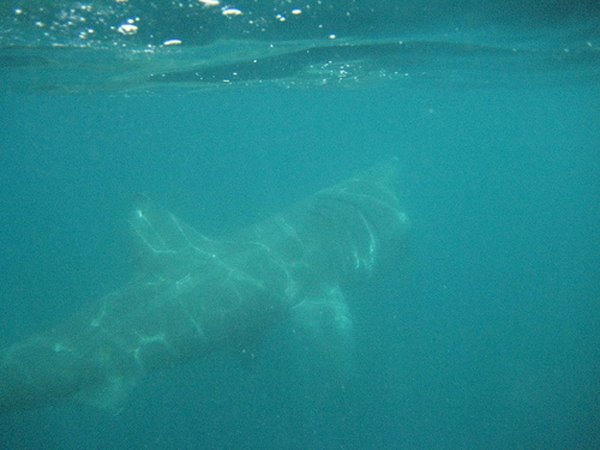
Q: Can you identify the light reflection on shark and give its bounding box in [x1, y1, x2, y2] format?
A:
[0, 161, 408, 414]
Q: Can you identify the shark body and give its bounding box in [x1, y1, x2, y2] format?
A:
[0, 162, 408, 413]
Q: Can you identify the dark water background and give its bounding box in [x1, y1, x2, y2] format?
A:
[1, 2, 600, 449]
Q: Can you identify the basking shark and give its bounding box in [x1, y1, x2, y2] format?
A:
[0, 161, 408, 414]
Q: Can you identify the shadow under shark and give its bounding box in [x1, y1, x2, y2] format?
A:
[0, 161, 408, 414]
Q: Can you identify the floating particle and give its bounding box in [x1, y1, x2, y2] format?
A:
[163, 39, 182, 46]
[117, 23, 138, 35]
[222, 7, 242, 16]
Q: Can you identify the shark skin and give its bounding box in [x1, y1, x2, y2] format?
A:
[0, 161, 408, 414]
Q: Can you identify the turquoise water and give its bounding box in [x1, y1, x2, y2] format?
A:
[1, 2, 600, 449]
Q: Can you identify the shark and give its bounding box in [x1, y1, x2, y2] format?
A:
[0, 161, 408, 414]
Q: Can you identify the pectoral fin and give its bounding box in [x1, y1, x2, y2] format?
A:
[290, 285, 354, 369]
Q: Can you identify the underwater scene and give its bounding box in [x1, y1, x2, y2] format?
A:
[1, 1, 599, 448]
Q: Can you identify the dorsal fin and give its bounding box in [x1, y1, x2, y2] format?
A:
[128, 195, 220, 272]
